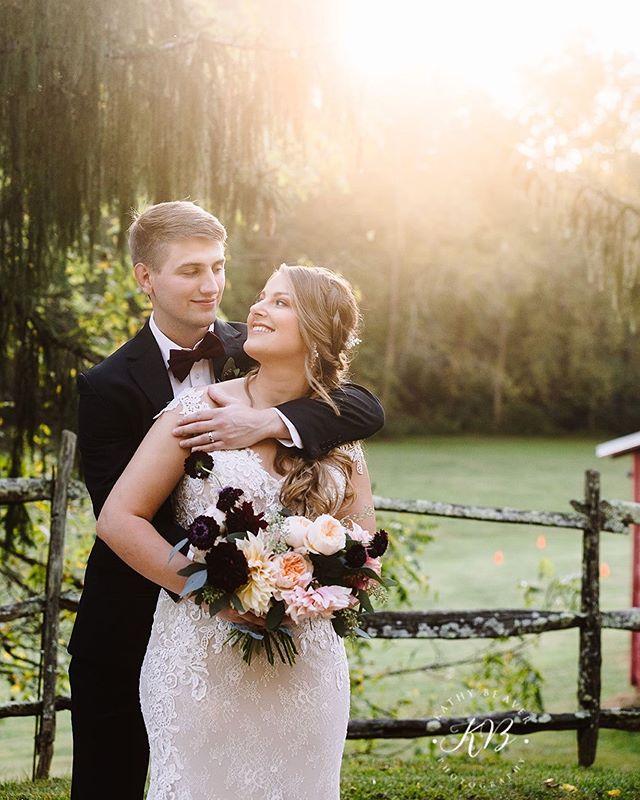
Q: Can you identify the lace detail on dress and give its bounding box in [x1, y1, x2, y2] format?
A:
[338, 440, 365, 475]
[154, 386, 212, 420]
[140, 438, 350, 800]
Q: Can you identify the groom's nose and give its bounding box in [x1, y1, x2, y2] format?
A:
[199, 271, 220, 296]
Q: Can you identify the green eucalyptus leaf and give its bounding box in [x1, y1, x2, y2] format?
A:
[265, 601, 285, 631]
[230, 593, 245, 613]
[168, 537, 189, 563]
[332, 616, 349, 637]
[179, 569, 208, 598]
[357, 589, 374, 613]
[358, 566, 383, 583]
[226, 530, 250, 541]
[177, 563, 206, 577]
[208, 595, 229, 615]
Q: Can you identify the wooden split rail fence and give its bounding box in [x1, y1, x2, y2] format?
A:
[1, 431, 640, 779]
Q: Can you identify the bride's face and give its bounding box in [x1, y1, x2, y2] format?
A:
[245, 272, 307, 364]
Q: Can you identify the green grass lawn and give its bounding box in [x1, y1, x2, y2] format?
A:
[2, 758, 640, 800]
[355, 435, 639, 769]
[1, 435, 638, 781]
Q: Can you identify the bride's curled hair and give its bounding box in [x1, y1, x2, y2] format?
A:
[250, 264, 362, 518]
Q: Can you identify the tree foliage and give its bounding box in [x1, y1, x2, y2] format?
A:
[522, 44, 640, 322]
[0, 0, 341, 471]
[2, 11, 640, 474]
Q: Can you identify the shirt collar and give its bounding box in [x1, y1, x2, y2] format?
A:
[148, 313, 216, 370]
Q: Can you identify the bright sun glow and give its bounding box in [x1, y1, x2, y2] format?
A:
[337, 0, 640, 108]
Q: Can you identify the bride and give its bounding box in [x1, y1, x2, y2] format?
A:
[97, 264, 377, 800]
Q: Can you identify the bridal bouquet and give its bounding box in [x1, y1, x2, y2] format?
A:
[168, 451, 391, 666]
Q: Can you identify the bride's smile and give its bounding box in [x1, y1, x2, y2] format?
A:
[244, 272, 307, 366]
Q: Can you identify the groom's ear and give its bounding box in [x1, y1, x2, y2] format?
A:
[134, 262, 153, 296]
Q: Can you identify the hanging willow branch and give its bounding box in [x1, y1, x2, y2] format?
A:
[523, 164, 640, 325]
[0, 0, 346, 475]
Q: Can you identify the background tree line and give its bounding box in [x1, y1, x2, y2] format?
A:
[2, 1, 640, 473]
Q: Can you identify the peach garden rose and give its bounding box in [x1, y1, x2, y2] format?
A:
[273, 551, 313, 595]
[304, 514, 346, 556]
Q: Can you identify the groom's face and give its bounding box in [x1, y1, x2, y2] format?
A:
[135, 237, 226, 346]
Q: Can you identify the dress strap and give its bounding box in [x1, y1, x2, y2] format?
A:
[154, 386, 212, 419]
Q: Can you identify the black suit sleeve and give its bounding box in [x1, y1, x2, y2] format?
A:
[77, 372, 137, 518]
[77, 372, 188, 600]
[275, 382, 384, 459]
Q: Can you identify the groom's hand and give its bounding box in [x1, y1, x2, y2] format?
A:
[171, 385, 289, 451]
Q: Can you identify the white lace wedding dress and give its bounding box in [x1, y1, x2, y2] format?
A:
[139, 388, 356, 800]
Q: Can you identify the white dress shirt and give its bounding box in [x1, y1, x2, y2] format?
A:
[148, 314, 302, 448]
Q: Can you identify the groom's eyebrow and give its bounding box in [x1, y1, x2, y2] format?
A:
[177, 258, 225, 268]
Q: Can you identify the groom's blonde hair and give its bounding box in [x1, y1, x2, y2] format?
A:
[128, 201, 227, 271]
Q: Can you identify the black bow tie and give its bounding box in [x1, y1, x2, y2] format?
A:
[168, 331, 226, 382]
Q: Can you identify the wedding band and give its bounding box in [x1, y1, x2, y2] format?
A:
[207, 432, 215, 444]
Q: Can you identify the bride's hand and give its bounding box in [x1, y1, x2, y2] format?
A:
[188, 599, 291, 629]
[216, 608, 268, 628]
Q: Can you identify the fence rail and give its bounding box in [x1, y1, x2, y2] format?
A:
[1, 438, 640, 776]
[0, 431, 77, 780]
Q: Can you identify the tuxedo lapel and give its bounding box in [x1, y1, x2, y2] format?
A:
[126, 322, 173, 414]
[212, 319, 246, 380]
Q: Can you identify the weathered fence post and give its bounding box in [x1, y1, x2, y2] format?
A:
[577, 469, 602, 767]
[33, 430, 77, 780]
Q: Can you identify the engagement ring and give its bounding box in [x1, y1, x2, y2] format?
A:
[207, 432, 215, 443]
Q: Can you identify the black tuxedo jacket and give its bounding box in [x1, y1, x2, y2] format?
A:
[68, 318, 384, 662]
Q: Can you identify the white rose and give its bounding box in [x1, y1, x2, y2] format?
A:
[283, 516, 313, 550]
[304, 514, 346, 556]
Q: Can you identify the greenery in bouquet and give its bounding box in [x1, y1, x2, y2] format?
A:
[169, 451, 393, 666]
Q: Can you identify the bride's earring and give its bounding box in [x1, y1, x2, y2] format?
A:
[310, 343, 320, 370]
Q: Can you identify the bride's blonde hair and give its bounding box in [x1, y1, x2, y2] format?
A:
[248, 264, 362, 517]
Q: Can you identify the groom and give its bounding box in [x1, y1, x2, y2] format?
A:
[67, 200, 384, 800]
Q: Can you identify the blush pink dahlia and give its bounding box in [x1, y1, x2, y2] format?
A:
[282, 584, 354, 624]
[348, 522, 374, 547]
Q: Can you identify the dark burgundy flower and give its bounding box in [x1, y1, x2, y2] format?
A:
[367, 529, 389, 559]
[217, 486, 244, 513]
[184, 451, 214, 479]
[226, 501, 268, 535]
[345, 542, 367, 569]
[205, 541, 249, 593]
[187, 515, 221, 550]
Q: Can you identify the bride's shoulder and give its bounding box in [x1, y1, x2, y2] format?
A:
[154, 386, 214, 419]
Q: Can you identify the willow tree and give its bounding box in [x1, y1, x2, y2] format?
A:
[0, 0, 347, 474]
[522, 44, 640, 324]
